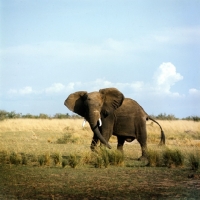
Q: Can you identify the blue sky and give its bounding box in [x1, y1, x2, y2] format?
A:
[0, 0, 200, 118]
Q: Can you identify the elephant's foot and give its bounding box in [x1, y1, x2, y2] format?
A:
[90, 145, 98, 152]
[138, 155, 148, 162]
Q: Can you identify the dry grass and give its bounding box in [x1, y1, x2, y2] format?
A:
[0, 119, 93, 156]
[147, 120, 200, 146]
[0, 119, 200, 154]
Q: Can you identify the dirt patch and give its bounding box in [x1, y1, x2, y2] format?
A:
[0, 165, 199, 199]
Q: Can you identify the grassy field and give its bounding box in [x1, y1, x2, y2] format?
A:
[0, 119, 200, 199]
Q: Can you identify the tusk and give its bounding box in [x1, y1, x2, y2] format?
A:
[98, 118, 102, 127]
[82, 119, 86, 127]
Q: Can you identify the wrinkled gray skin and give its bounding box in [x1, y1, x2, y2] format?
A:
[64, 88, 165, 158]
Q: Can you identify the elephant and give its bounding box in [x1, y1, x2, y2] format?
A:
[64, 87, 165, 158]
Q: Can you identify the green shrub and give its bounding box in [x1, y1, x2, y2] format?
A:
[0, 151, 9, 164]
[93, 148, 124, 168]
[163, 149, 184, 167]
[38, 152, 51, 166]
[9, 152, 22, 165]
[21, 153, 28, 165]
[38, 155, 45, 166]
[52, 152, 62, 166]
[94, 155, 104, 168]
[68, 154, 80, 168]
[147, 150, 162, 167]
[56, 133, 78, 144]
[100, 148, 110, 168]
[108, 150, 124, 166]
[188, 152, 200, 171]
[62, 159, 68, 168]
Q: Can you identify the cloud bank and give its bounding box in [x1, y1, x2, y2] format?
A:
[7, 63, 186, 98]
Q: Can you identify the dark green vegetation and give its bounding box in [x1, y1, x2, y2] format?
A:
[1, 109, 200, 121]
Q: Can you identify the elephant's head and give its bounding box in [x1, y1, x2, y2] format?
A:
[64, 88, 124, 149]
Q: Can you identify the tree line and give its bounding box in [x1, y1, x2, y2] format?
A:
[0, 110, 81, 121]
[0, 110, 199, 121]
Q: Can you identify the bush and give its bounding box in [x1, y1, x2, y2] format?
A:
[188, 152, 200, 171]
[62, 159, 68, 168]
[38, 152, 51, 166]
[21, 153, 28, 165]
[94, 155, 104, 168]
[163, 149, 184, 167]
[0, 151, 9, 163]
[52, 152, 62, 166]
[38, 155, 45, 166]
[147, 150, 162, 167]
[108, 150, 124, 166]
[56, 133, 78, 144]
[93, 148, 124, 168]
[68, 154, 80, 168]
[9, 152, 22, 165]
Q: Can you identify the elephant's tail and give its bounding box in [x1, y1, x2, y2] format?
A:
[148, 116, 165, 145]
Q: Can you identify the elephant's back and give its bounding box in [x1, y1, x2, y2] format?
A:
[116, 98, 147, 117]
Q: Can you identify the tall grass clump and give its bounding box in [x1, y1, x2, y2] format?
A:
[56, 133, 78, 144]
[68, 154, 80, 168]
[21, 153, 28, 165]
[108, 150, 124, 166]
[0, 151, 9, 164]
[147, 149, 162, 167]
[188, 152, 200, 171]
[93, 148, 124, 168]
[52, 152, 62, 166]
[38, 152, 51, 166]
[62, 159, 68, 168]
[9, 152, 22, 165]
[163, 149, 184, 168]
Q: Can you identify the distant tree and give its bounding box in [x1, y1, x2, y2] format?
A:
[7, 111, 21, 119]
[0, 110, 8, 120]
[22, 113, 36, 119]
[54, 113, 70, 119]
[39, 113, 49, 119]
[150, 113, 177, 120]
[183, 116, 200, 122]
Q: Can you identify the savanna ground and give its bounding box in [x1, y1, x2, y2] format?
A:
[0, 119, 200, 199]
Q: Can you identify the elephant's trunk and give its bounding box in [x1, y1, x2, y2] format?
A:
[88, 110, 111, 149]
[93, 126, 112, 149]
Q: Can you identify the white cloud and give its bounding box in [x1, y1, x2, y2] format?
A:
[19, 86, 33, 95]
[44, 82, 81, 94]
[7, 64, 183, 98]
[153, 26, 200, 45]
[45, 83, 66, 93]
[8, 86, 34, 95]
[153, 62, 183, 95]
[189, 88, 200, 96]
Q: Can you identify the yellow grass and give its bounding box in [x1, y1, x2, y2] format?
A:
[0, 119, 199, 156]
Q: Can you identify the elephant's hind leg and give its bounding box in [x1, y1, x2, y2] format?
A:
[137, 125, 148, 159]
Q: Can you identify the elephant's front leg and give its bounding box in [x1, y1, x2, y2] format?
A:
[90, 134, 99, 151]
[117, 136, 125, 151]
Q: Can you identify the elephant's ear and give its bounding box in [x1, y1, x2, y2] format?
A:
[99, 88, 124, 111]
[64, 91, 87, 117]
